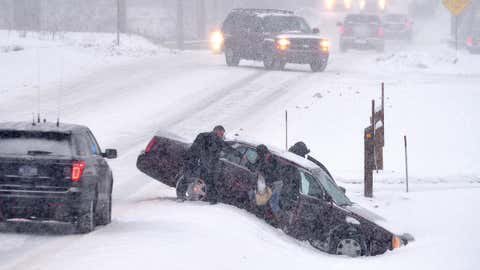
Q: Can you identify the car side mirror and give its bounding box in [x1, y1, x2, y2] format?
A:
[336, 22, 343, 27]
[103, 149, 117, 159]
[324, 193, 333, 204]
[339, 186, 346, 194]
[312, 28, 320, 34]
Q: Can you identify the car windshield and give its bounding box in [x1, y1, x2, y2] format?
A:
[262, 15, 312, 33]
[312, 168, 352, 206]
[0, 131, 72, 156]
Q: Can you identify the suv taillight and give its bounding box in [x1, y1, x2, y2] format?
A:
[377, 27, 384, 37]
[145, 137, 158, 153]
[72, 161, 86, 182]
[467, 36, 474, 46]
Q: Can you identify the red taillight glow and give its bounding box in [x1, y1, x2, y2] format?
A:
[72, 161, 86, 182]
[145, 138, 158, 153]
[378, 27, 385, 37]
[467, 36, 474, 46]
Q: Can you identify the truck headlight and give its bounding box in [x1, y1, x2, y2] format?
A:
[209, 30, 224, 53]
[276, 38, 291, 51]
[320, 39, 330, 52]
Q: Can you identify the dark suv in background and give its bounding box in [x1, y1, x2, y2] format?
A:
[338, 14, 385, 52]
[221, 9, 330, 72]
[0, 122, 117, 233]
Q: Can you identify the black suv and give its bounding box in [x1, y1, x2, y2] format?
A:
[338, 14, 385, 52]
[0, 122, 117, 233]
[222, 9, 330, 72]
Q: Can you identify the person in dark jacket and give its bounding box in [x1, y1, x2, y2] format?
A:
[288, 141, 310, 158]
[181, 125, 236, 204]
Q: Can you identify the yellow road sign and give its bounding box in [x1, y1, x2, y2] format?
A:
[443, 0, 472, 16]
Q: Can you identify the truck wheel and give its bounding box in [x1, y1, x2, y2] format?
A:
[77, 199, 96, 234]
[310, 60, 327, 72]
[225, 47, 240, 67]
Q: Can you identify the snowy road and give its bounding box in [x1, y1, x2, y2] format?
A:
[1, 28, 480, 270]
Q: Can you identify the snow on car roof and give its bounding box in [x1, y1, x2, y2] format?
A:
[0, 121, 87, 134]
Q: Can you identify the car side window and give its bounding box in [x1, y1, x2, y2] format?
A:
[73, 134, 90, 157]
[85, 131, 101, 156]
[223, 146, 246, 165]
[241, 148, 258, 167]
[300, 171, 324, 200]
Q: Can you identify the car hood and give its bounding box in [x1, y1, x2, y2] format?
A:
[344, 204, 405, 236]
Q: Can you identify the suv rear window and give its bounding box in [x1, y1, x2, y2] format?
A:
[0, 131, 72, 156]
[263, 16, 311, 33]
[345, 15, 380, 24]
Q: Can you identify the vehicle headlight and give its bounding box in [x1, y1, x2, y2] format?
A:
[320, 39, 330, 51]
[209, 30, 224, 53]
[344, 0, 353, 9]
[359, 0, 366, 10]
[325, 0, 336, 10]
[378, 0, 386, 10]
[392, 235, 402, 249]
[276, 38, 291, 51]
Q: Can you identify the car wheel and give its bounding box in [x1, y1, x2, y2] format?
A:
[330, 233, 367, 257]
[77, 199, 96, 234]
[310, 59, 327, 72]
[96, 185, 112, 226]
[225, 47, 240, 67]
[176, 175, 207, 201]
[263, 54, 275, 70]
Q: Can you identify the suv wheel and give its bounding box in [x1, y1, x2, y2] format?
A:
[176, 175, 207, 201]
[77, 199, 96, 234]
[225, 47, 240, 67]
[96, 184, 112, 226]
[310, 59, 327, 72]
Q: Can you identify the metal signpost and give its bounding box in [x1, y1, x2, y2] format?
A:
[442, 0, 472, 52]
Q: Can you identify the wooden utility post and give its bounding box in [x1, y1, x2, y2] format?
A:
[176, 0, 184, 50]
[364, 83, 386, 198]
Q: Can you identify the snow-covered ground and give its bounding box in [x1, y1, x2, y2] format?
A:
[1, 10, 480, 270]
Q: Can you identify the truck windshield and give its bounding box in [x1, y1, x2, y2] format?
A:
[312, 168, 352, 206]
[0, 131, 72, 156]
[263, 16, 312, 33]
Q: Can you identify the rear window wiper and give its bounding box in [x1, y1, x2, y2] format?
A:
[27, 150, 53, 156]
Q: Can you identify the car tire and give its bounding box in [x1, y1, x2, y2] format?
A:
[329, 233, 367, 257]
[77, 199, 96, 234]
[96, 186, 112, 226]
[176, 175, 207, 201]
[225, 47, 240, 67]
[310, 59, 327, 72]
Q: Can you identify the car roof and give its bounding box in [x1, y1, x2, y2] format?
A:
[345, 13, 381, 22]
[230, 8, 294, 17]
[230, 138, 319, 171]
[0, 121, 88, 134]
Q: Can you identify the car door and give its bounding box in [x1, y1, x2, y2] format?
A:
[290, 170, 331, 241]
[219, 145, 256, 203]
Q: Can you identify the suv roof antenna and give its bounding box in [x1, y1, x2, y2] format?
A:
[56, 50, 64, 128]
[56, 117, 60, 127]
[37, 113, 41, 124]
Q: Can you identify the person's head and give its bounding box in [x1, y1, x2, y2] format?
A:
[256, 144, 271, 160]
[213, 125, 226, 139]
[289, 141, 310, 158]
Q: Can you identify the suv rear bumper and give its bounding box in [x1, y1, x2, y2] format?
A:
[276, 50, 329, 64]
[0, 187, 93, 222]
[340, 37, 384, 49]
